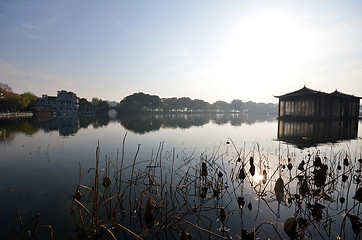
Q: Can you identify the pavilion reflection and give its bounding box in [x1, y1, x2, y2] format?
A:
[277, 119, 359, 149]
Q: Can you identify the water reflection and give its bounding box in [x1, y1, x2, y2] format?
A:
[278, 119, 359, 148]
[0, 118, 39, 143]
[70, 138, 362, 239]
[1, 113, 276, 142]
[35, 115, 111, 136]
[3, 115, 360, 149]
[118, 113, 277, 134]
[36, 115, 80, 136]
[118, 114, 163, 134]
[2, 113, 362, 239]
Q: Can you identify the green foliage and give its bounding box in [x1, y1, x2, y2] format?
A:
[117, 92, 162, 113]
[0, 92, 37, 111]
[78, 98, 96, 113]
[177, 97, 192, 111]
[118, 92, 278, 113]
[19, 92, 37, 110]
[230, 99, 244, 112]
[0, 84, 37, 111]
[211, 100, 229, 112]
[162, 97, 178, 111]
[191, 99, 209, 111]
[91, 97, 110, 114]
[19, 121, 39, 135]
[244, 101, 276, 113]
[79, 98, 92, 108]
[0, 119, 38, 142]
[58, 90, 77, 99]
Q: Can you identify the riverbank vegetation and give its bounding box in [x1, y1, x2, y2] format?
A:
[0, 83, 111, 115]
[0, 84, 37, 112]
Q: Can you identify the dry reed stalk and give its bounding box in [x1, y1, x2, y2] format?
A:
[129, 143, 141, 227]
[117, 223, 144, 240]
[10, 212, 53, 240]
[92, 142, 100, 233]
[175, 216, 227, 239]
[118, 132, 127, 194]
[71, 138, 362, 239]
[74, 199, 98, 227]
[170, 147, 175, 193]
[255, 222, 282, 239]
[40, 225, 54, 240]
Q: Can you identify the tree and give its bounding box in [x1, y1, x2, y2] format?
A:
[118, 92, 162, 113]
[211, 101, 229, 112]
[79, 98, 95, 113]
[177, 97, 192, 112]
[91, 97, 102, 107]
[162, 97, 178, 111]
[0, 83, 12, 92]
[91, 97, 110, 114]
[0, 85, 20, 111]
[230, 99, 244, 112]
[58, 90, 77, 99]
[18, 92, 37, 110]
[148, 95, 162, 111]
[191, 99, 209, 112]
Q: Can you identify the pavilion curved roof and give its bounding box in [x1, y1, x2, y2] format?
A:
[275, 86, 361, 99]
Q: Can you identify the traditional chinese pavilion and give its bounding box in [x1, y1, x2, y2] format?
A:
[275, 86, 360, 120]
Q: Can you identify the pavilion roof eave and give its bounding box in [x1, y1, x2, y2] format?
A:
[275, 86, 361, 99]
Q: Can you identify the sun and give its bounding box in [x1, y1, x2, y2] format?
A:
[218, 8, 316, 87]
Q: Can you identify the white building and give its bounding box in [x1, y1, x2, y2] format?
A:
[36, 91, 79, 115]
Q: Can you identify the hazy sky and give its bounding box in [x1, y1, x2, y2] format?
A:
[1, 0, 362, 103]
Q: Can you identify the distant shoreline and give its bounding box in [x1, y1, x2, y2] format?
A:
[0, 112, 33, 118]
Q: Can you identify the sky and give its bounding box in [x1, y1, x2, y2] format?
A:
[0, 0, 362, 104]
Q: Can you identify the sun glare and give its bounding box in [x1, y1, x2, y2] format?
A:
[253, 170, 265, 183]
[219, 9, 316, 87]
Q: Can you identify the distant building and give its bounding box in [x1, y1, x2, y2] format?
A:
[275, 86, 361, 120]
[36, 91, 79, 115]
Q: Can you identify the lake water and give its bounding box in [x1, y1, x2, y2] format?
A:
[1, 113, 362, 239]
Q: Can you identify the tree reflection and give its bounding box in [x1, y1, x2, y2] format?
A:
[0, 118, 38, 143]
[118, 113, 162, 134]
[1, 113, 277, 142]
[0, 114, 114, 143]
[117, 113, 276, 134]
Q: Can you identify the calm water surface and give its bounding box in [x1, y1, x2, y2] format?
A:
[1, 113, 362, 239]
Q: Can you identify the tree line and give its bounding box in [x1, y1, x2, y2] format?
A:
[1, 83, 278, 114]
[0, 84, 111, 114]
[116, 92, 278, 114]
[0, 89, 37, 112]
